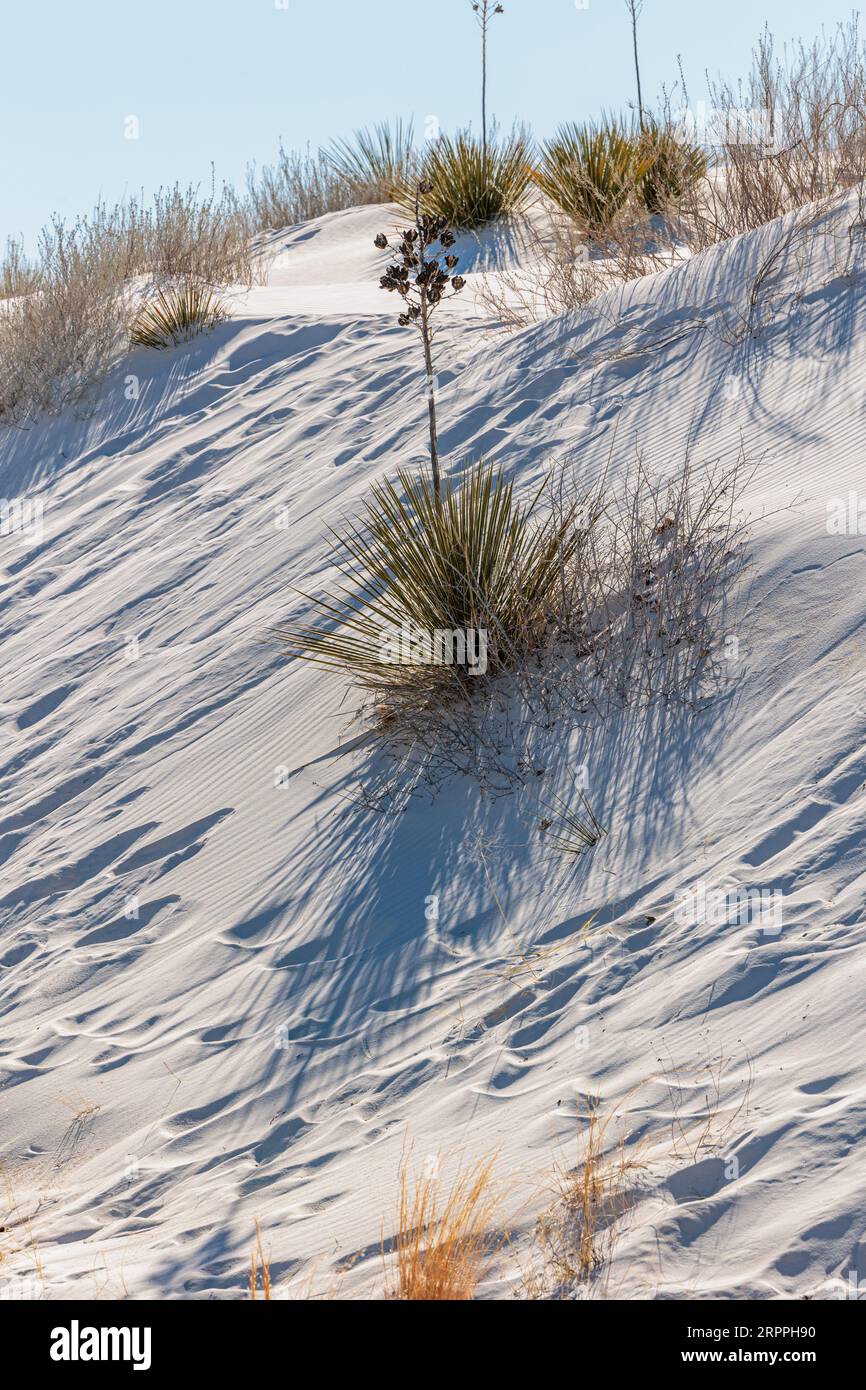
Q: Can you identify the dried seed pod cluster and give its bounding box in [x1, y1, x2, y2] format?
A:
[375, 213, 466, 329]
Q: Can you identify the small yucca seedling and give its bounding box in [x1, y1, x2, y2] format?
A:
[130, 280, 229, 350]
[540, 777, 607, 858]
[535, 122, 638, 234]
[406, 130, 532, 232]
[325, 120, 417, 203]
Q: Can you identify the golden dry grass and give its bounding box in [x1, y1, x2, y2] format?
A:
[249, 1219, 272, 1300]
[388, 1154, 504, 1300]
[0, 1167, 45, 1298]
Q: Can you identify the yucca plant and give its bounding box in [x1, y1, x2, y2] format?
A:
[405, 131, 533, 231]
[539, 783, 607, 858]
[324, 120, 417, 203]
[635, 119, 707, 213]
[130, 280, 229, 349]
[274, 463, 579, 711]
[535, 122, 638, 233]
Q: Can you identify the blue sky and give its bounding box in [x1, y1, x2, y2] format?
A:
[2, 0, 860, 248]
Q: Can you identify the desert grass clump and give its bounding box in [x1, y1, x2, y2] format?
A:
[388, 1154, 503, 1300]
[249, 1220, 272, 1300]
[130, 280, 229, 350]
[325, 120, 417, 204]
[407, 130, 533, 231]
[535, 121, 638, 235]
[275, 462, 579, 717]
[527, 1097, 643, 1297]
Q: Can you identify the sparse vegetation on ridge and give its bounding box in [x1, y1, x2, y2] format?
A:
[245, 142, 354, 229]
[0, 184, 256, 422]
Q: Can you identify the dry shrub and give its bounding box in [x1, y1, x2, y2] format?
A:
[0, 185, 256, 424]
[674, 19, 866, 249]
[135, 182, 255, 286]
[388, 1154, 504, 1300]
[0, 214, 135, 421]
[246, 142, 359, 231]
[0, 238, 40, 301]
[554, 451, 751, 716]
[476, 208, 611, 329]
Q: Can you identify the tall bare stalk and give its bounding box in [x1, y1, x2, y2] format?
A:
[470, 1, 505, 157]
[625, 0, 646, 130]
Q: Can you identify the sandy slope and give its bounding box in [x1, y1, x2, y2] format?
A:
[1, 195, 866, 1300]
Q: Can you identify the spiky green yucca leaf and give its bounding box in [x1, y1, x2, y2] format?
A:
[403, 132, 533, 231]
[130, 281, 228, 349]
[636, 120, 708, 213]
[535, 122, 638, 231]
[325, 120, 417, 203]
[275, 463, 578, 698]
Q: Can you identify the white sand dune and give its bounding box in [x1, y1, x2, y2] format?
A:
[1, 193, 865, 1300]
